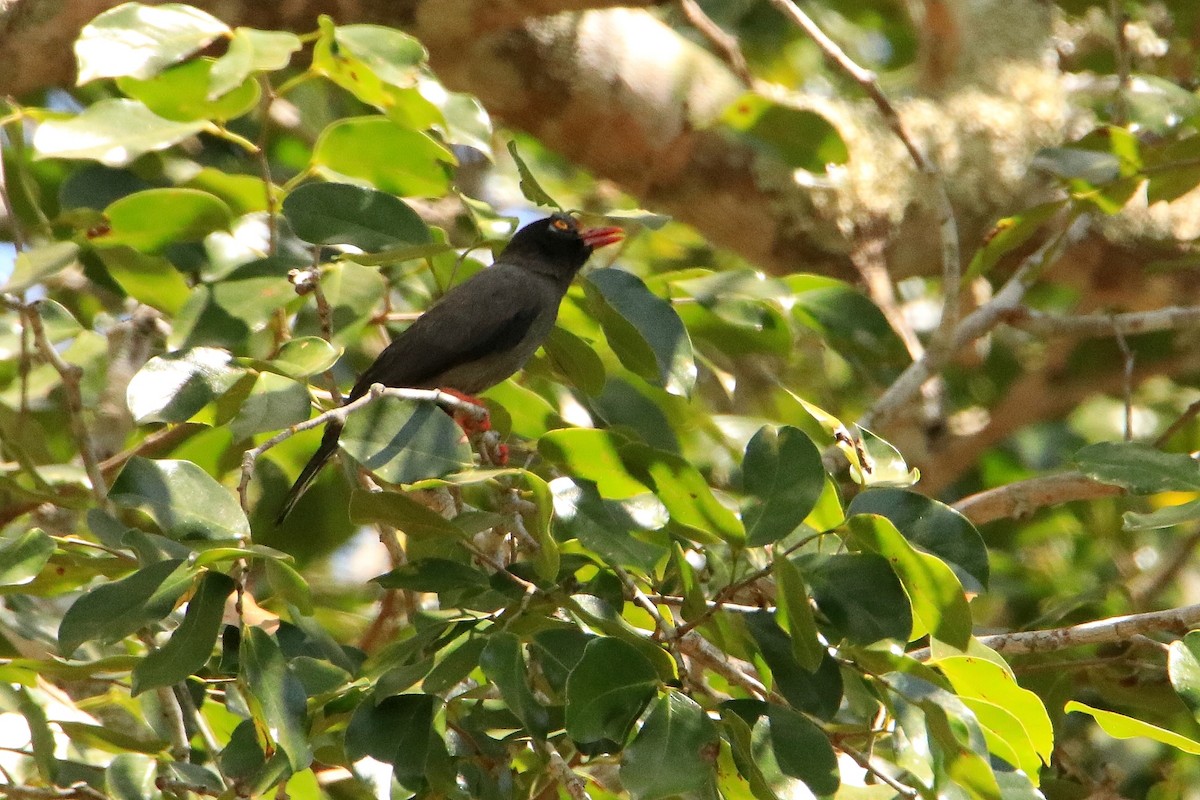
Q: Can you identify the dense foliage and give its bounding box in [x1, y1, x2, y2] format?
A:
[4, 2, 1200, 799]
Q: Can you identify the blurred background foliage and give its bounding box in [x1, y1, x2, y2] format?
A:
[2, 1, 1200, 799]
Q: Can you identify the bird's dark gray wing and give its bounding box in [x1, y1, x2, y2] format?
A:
[348, 267, 541, 400]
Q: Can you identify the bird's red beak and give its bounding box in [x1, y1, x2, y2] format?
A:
[581, 225, 624, 250]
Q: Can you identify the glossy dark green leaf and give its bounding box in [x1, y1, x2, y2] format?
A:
[1169, 631, 1200, 724]
[110, 457, 250, 541]
[131, 571, 234, 695]
[340, 397, 474, 485]
[847, 515, 971, 649]
[480, 632, 550, 740]
[788, 276, 910, 383]
[799, 552, 912, 645]
[283, 182, 432, 251]
[33, 99, 209, 167]
[539, 429, 649, 499]
[95, 247, 192, 315]
[349, 489, 468, 538]
[75, 3, 229, 83]
[764, 704, 839, 795]
[584, 268, 695, 396]
[96, 188, 233, 252]
[531, 628, 594, 695]
[313, 117, 455, 197]
[126, 347, 246, 424]
[771, 554, 824, 672]
[241, 626, 312, 771]
[550, 479, 669, 572]
[3, 241, 81, 292]
[264, 559, 313, 615]
[228, 372, 311, 439]
[620, 443, 744, 544]
[117, 57, 260, 121]
[0, 528, 55, 587]
[422, 636, 488, 695]
[621, 692, 719, 800]
[374, 558, 489, 593]
[544, 326, 606, 396]
[506, 140, 561, 208]
[256, 337, 341, 379]
[58, 558, 194, 657]
[346, 693, 438, 777]
[720, 93, 848, 172]
[741, 425, 825, 546]
[565, 637, 659, 746]
[847, 486, 990, 592]
[1074, 441, 1200, 493]
[209, 27, 301, 97]
[743, 611, 843, 720]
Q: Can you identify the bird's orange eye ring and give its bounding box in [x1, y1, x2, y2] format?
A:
[551, 218, 571, 231]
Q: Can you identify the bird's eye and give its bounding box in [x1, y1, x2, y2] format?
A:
[551, 219, 570, 232]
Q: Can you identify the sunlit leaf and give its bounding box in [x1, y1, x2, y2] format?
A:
[75, 2, 230, 83]
[1067, 700, 1200, 755]
[96, 188, 233, 252]
[313, 117, 455, 197]
[0, 528, 56, 587]
[126, 347, 246, 423]
[33, 99, 209, 166]
[3, 241, 81, 293]
[117, 58, 260, 121]
[209, 27, 301, 98]
[720, 93, 848, 172]
[109, 457, 251, 541]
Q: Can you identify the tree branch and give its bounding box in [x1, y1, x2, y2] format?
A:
[953, 471, 1124, 525]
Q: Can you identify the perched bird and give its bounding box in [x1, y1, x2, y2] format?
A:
[275, 212, 624, 524]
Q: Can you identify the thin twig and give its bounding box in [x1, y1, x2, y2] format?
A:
[237, 383, 487, 514]
[1155, 397, 1200, 447]
[678, 0, 753, 85]
[679, 631, 786, 704]
[0, 783, 109, 800]
[911, 602, 1200, 660]
[838, 744, 920, 799]
[99, 423, 205, 481]
[256, 78, 278, 256]
[154, 683, 191, 761]
[952, 470, 1124, 525]
[766, 0, 960, 343]
[612, 562, 676, 639]
[5, 297, 109, 505]
[1130, 530, 1200, 609]
[1114, 322, 1135, 441]
[154, 778, 220, 798]
[1003, 304, 1200, 339]
[540, 740, 590, 800]
[172, 683, 229, 786]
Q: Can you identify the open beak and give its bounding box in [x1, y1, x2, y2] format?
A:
[581, 225, 624, 250]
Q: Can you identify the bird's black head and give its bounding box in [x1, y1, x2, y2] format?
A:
[500, 212, 624, 277]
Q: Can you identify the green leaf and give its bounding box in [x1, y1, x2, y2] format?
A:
[349, 490, 468, 538]
[741, 425, 825, 546]
[544, 326, 606, 396]
[110, 456, 251, 541]
[1066, 700, 1200, 755]
[620, 692, 719, 800]
[506, 140, 561, 208]
[17, 686, 58, 784]
[95, 247, 193, 315]
[132, 571, 235, 695]
[550, 479, 670, 572]
[847, 514, 971, 649]
[264, 559, 313, 615]
[720, 93, 848, 172]
[241, 627, 313, 771]
[521, 470, 560, 580]
[565, 637, 659, 746]
[340, 397, 473, 485]
[480, 632, 551, 741]
[1033, 147, 1122, 184]
[763, 704, 839, 795]
[0, 528, 55, 587]
[1169, 631, 1200, 724]
[847, 486, 990, 593]
[743, 611, 843, 720]
[252, 337, 341, 380]
[936, 655, 1053, 767]
[75, 2, 230, 83]
[209, 27, 301, 98]
[3, 241, 81, 293]
[1123, 498, 1200, 531]
[283, 182, 432, 251]
[106, 753, 158, 800]
[348, 694, 436, 787]
[799, 552, 912, 645]
[33, 99, 209, 166]
[126, 347, 245, 424]
[313, 117, 455, 197]
[58, 558, 195, 657]
[539, 429, 650, 499]
[229, 371, 312, 439]
[1074, 441, 1200, 493]
[966, 201, 1063, 280]
[788, 277, 910, 383]
[176, 257, 302, 352]
[620, 443, 744, 545]
[771, 554, 824, 672]
[334, 24, 427, 88]
[374, 558, 490, 593]
[117, 57, 260, 121]
[296, 260, 386, 346]
[97, 188, 233, 252]
[584, 268, 696, 396]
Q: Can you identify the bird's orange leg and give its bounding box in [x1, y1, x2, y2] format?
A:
[440, 389, 509, 465]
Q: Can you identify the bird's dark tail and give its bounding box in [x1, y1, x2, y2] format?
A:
[275, 420, 344, 525]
